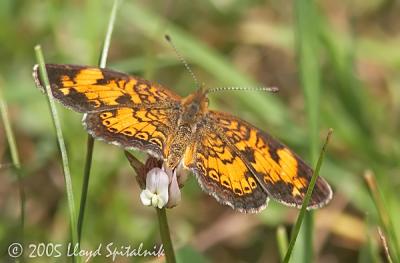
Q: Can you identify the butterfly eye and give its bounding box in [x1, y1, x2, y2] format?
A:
[190, 103, 199, 111]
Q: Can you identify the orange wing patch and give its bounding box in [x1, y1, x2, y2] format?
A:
[33, 64, 181, 112]
[84, 107, 180, 158]
[184, 123, 269, 213]
[209, 111, 332, 209]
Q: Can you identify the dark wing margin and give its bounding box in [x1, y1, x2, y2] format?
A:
[32, 64, 181, 113]
[208, 110, 332, 209]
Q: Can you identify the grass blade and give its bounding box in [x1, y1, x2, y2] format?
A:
[34, 46, 79, 262]
[364, 170, 400, 263]
[77, 0, 121, 242]
[283, 129, 333, 263]
[294, 0, 321, 162]
[293, 0, 322, 261]
[277, 225, 289, 261]
[99, 0, 120, 69]
[77, 136, 94, 241]
[378, 227, 393, 263]
[0, 81, 21, 170]
[0, 79, 25, 246]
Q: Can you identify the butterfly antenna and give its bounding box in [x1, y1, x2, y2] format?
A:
[164, 34, 201, 90]
[207, 86, 279, 94]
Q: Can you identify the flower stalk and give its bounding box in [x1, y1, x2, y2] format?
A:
[157, 207, 177, 263]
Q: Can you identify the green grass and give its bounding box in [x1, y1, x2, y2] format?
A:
[0, 0, 399, 262]
[292, 0, 322, 261]
[283, 129, 333, 263]
[34, 46, 79, 262]
[0, 79, 25, 247]
[365, 170, 400, 263]
[277, 225, 289, 261]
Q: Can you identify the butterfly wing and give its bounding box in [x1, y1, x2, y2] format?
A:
[33, 64, 181, 112]
[203, 111, 332, 209]
[84, 107, 180, 158]
[33, 64, 182, 158]
[183, 119, 269, 213]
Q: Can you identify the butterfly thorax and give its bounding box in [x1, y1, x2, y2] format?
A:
[165, 90, 208, 168]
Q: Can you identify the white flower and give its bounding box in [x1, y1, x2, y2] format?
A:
[139, 165, 185, 209]
[140, 168, 169, 208]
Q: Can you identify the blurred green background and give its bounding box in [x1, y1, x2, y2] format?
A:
[1, 0, 399, 262]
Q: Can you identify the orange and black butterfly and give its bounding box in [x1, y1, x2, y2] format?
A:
[32, 63, 332, 213]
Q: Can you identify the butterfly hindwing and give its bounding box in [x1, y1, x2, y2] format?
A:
[84, 107, 180, 158]
[208, 111, 332, 209]
[183, 119, 269, 213]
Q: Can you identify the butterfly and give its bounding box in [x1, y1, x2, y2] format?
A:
[33, 63, 332, 213]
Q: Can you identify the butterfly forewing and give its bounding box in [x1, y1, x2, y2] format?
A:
[33, 64, 182, 112]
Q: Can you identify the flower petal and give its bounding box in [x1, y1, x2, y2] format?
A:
[154, 168, 170, 195]
[167, 170, 181, 208]
[146, 168, 163, 193]
[140, 189, 154, 206]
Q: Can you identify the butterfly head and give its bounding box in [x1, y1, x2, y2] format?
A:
[182, 87, 209, 117]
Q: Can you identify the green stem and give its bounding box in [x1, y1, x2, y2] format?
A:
[34, 46, 79, 262]
[0, 84, 21, 169]
[156, 208, 176, 263]
[77, 135, 94, 241]
[276, 225, 289, 261]
[303, 213, 314, 262]
[77, 0, 120, 243]
[0, 81, 25, 250]
[283, 129, 333, 263]
[99, 0, 120, 69]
